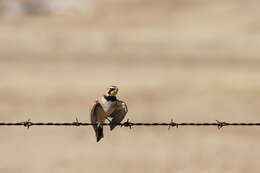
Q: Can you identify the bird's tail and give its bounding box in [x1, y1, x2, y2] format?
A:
[96, 125, 104, 142]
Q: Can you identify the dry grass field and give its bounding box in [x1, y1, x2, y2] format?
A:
[0, 0, 260, 172]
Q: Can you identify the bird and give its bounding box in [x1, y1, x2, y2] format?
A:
[90, 86, 128, 142]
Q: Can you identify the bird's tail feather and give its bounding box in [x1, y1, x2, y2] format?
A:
[96, 126, 104, 142]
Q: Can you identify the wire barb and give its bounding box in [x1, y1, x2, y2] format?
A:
[23, 119, 32, 129]
[121, 119, 133, 129]
[216, 120, 228, 129]
[168, 118, 178, 130]
[72, 118, 80, 126]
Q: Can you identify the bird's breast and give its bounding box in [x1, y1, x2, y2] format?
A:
[101, 97, 116, 113]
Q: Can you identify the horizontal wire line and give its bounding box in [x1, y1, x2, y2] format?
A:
[0, 119, 260, 129]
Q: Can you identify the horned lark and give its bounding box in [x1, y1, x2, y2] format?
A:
[90, 86, 128, 142]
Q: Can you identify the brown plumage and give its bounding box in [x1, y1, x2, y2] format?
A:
[90, 86, 128, 142]
[109, 100, 128, 130]
[90, 101, 105, 142]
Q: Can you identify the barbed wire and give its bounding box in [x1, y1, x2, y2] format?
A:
[0, 118, 260, 130]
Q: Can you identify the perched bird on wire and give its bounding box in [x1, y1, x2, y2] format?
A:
[90, 86, 128, 142]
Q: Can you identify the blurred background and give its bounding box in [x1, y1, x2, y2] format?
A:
[0, 0, 260, 172]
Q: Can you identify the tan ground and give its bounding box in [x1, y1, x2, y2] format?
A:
[0, 0, 260, 172]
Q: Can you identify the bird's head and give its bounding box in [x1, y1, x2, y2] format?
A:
[106, 86, 119, 96]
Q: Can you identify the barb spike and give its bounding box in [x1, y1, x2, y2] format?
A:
[23, 119, 32, 129]
[168, 118, 178, 130]
[73, 117, 80, 126]
[122, 118, 132, 129]
[216, 120, 227, 130]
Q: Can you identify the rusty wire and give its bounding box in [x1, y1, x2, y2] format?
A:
[0, 118, 260, 130]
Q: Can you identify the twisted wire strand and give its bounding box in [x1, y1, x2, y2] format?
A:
[0, 118, 260, 129]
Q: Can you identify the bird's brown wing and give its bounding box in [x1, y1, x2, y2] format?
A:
[109, 100, 128, 131]
[90, 101, 105, 142]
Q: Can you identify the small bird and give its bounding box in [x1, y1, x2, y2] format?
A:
[90, 86, 128, 142]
